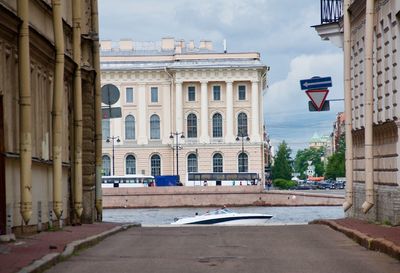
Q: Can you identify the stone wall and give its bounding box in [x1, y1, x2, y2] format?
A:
[102, 187, 344, 208]
[347, 183, 400, 225]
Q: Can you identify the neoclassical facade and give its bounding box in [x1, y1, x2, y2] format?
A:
[100, 38, 268, 185]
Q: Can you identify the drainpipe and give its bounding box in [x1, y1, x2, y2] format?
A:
[91, 0, 102, 221]
[342, 0, 353, 212]
[51, 0, 64, 220]
[18, 0, 32, 224]
[72, 0, 83, 218]
[362, 0, 375, 213]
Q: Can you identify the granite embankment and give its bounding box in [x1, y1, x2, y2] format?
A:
[102, 186, 344, 208]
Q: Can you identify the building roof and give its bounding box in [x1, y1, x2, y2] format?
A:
[100, 39, 267, 71]
[100, 58, 266, 70]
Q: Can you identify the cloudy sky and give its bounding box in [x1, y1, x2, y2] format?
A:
[99, 0, 344, 153]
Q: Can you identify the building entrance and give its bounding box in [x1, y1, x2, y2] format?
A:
[0, 96, 6, 235]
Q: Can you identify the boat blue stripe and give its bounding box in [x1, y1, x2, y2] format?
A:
[186, 215, 272, 225]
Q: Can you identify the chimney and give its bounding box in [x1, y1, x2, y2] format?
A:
[178, 39, 185, 49]
[205, 40, 213, 50]
[199, 40, 206, 49]
[188, 40, 195, 50]
[100, 40, 112, 51]
[161, 37, 175, 51]
[175, 45, 182, 54]
[119, 39, 133, 51]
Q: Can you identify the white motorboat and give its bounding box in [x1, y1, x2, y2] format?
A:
[171, 207, 273, 225]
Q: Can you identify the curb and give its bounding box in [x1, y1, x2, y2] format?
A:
[310, 220, 400, 261]
[16, 222, 141, 273]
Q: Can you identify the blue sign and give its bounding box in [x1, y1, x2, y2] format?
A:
[300, 76, 332, 90]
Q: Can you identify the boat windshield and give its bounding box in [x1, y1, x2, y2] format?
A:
[204, 208, 234, 215]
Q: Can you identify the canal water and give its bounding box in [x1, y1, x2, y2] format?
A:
[103, 206, 345, 226]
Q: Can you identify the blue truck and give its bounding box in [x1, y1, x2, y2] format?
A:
[154, 175, 179, 186]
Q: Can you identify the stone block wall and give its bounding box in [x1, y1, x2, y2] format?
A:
[347, 183, 400, 225]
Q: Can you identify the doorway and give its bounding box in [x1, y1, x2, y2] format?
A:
[0, 96, 6, 235]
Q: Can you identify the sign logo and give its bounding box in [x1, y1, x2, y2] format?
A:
[305, 89, 329, 111]
[300, 76, 332, 90]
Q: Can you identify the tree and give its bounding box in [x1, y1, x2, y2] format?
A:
[271, 141, 292, 180]
[325, 135, 345, 179]
[294, 147, 325, 179]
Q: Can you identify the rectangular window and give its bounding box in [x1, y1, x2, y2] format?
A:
[238, 85, 246, 100]
[188, 86, 196, 101]
[126, 87, 133, 103]
[213, 85, 221, 101]
[151, 87, 158, 103]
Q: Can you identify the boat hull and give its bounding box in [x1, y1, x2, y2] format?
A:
[171, 213, 272, 225]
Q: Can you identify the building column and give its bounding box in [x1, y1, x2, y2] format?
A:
[162, 84, 171, 144]
[251, 81, 260, 142]
[175, 81, 183, 133]
[137, 84, 148, 144]
[225, 81, 235, 142]
[200, 81, 209, 143]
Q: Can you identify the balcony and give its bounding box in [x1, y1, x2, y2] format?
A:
[312, 0, 344, 48]
[320, 0, 343, 24]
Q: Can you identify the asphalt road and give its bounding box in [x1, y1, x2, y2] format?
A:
[46, 225, 400, 273]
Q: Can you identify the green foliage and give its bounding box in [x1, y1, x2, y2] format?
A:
[272, 179, 297, 190]
[294, 147, 325, 179]
[325, 135, 345, 179]
[271, 141, 292, 180]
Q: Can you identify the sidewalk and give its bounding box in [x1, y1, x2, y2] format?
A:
[1, 219, 399, 273]
[312, 218, 400, 261]
[0, 222, 139, 273]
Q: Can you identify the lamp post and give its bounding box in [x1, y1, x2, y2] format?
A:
[106, 136, 120, 176]
[236, 132, 250, 172]
[170, 132, 184, 183]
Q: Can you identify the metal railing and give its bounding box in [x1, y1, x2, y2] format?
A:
[320, 0, 343, 24]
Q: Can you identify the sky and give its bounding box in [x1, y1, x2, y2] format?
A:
[98, 0, 344, 154]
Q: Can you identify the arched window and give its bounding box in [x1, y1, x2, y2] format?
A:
[150, 114, 160, 139]
[126, 155, 136, 174]
[237, 112, 248, 136]
[102, 119, 110, 139]
[187, 153, 198, 173]
[102, 155, 111, 176]
[238, 152, 248, 173]
[151, 154, 161, 176]
[213, 153, 223, 173]
[212, 113, 223, 138]
[125, 115, 135, 140]
[187, 113, 197, 138]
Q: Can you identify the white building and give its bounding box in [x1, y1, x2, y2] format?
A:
[100, 38, 268, 186]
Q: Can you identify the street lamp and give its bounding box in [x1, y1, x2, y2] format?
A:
[106, 136, 120, 176]
[170, 132, 185, 183]
[236, 132, 250, 172]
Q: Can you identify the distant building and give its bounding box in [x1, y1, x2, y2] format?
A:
[100, 38, 268, 186]
[309, 133, 331, 152]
